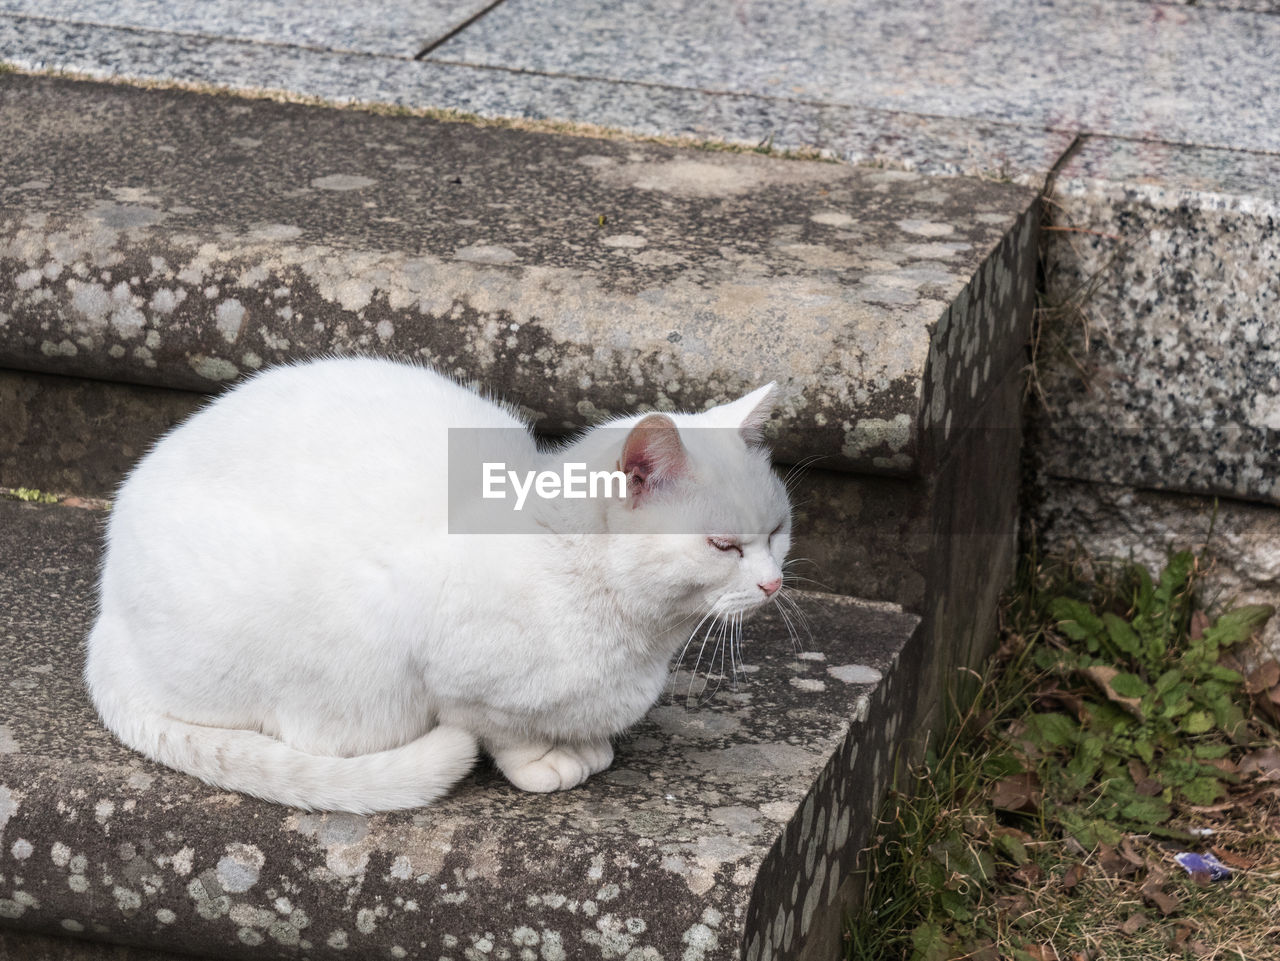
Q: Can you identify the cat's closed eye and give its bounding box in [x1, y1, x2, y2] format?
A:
[707, 536, 743, 556]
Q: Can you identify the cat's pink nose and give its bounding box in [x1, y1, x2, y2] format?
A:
[759, 577, 782, 597]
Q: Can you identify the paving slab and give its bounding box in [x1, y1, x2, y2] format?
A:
[1036, 134, 1280, 505]
[0, 73, 1040, 478]
[0, 0, 494, 56]
[1153, 0, 1280, 12]
[0, 498, 924, 961]
[432, 0, 1280, 154]
[0, 15, 1074, 184]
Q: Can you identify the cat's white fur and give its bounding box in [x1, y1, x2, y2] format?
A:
[86, 356, 791, 812]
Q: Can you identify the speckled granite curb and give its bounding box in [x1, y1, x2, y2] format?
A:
[0, 14, 1074, 185]
[429, 0, 1280, 155]
[0, 500, 924, 961]
[0, 0, 495, 57]
[1037, 135, 1280, 506]
[0, 74, 1039, 479]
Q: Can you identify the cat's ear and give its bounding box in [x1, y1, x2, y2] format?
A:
[713, 382, 779, 445]
[620, 414, 687, 505]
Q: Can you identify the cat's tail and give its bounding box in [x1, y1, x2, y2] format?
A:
[85, 627, 478, 815]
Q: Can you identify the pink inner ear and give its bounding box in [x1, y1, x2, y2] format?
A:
[622, 414, 687, 499]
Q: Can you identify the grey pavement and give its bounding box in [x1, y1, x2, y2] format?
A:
[4, 0, 1278, 183]
[1, 3, 1277, 956]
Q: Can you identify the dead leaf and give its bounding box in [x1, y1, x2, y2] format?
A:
[1081, 664, 1144, 718]
[1097, 843, 1138, 878]
[1034, 682, 1085, 719]
[1013, 862, 1044, 886]
[1024, 945, 1060, 961]
[1142, 877, 1182, 915]
[1062, 862, 1086, 892]
[1063, 836, 1088, 858]
[1209, 846, 1253, 870]
[1245, 660, 1280, 695]
[1119, 912, 1149, 935]
[1239, 747, 1280, 781]
[990, 772, 1042, 812]
[58, 494, 112, 510]
[1190, 610, 1210, 640]
[995, 893, 1030, 918]
[1119, 838, 1145, 867]
[1128, 759, 1163, 796]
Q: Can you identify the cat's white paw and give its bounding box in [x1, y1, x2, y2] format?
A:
[578, 740, 614, 775]
[495, 741, 614, 793]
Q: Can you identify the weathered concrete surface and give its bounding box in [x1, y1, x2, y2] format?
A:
[0, 928, 190, 959]
[1034, 476, 1280, 658]
[0, 74, 1039, 477]
[0, 498, 925, 961]
[0, 365, 1022, 611]
[1037, 135, 1280, 506]
[0, 370, 203, 498]
[0, 366, 933, 604]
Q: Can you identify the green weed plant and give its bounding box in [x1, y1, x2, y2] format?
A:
[847, 550, 1277, 961]
[1025, 552, 1272, 842]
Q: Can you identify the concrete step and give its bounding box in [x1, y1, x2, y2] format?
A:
[0, 498, 923, 961]
[0, 73, 1038, 480]
[1, 71, 1037, 608]
[0, 72, 1034, 961]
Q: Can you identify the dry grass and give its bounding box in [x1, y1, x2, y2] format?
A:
[846, 549, 1280, 961]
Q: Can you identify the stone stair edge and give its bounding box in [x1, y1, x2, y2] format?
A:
[0, 498, 923, 961]
[0, 21, 1077, 187]
[1, 72, 1040, 478]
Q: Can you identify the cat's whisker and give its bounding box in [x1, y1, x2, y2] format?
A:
[676, 614, 717, 700]
[732, 611, 742, 685]
[706, 614, 729, 703]
[775, 591, 815, 652]
[731, 612, 744, 690]
[672, 606, 718, 673]
[687, 609, 726, 702]
[774, 595, 801, 655]
[781, 454, 826, 492]
[704, 610, 736, 705]
[782, 574, 832, 591]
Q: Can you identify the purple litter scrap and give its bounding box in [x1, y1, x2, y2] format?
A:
[1174, 852, 1232, 881]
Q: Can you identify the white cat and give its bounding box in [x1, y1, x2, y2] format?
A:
[85, 356, 791, 813]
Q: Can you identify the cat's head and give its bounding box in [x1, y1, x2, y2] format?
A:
[592, 384, 792, 623]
